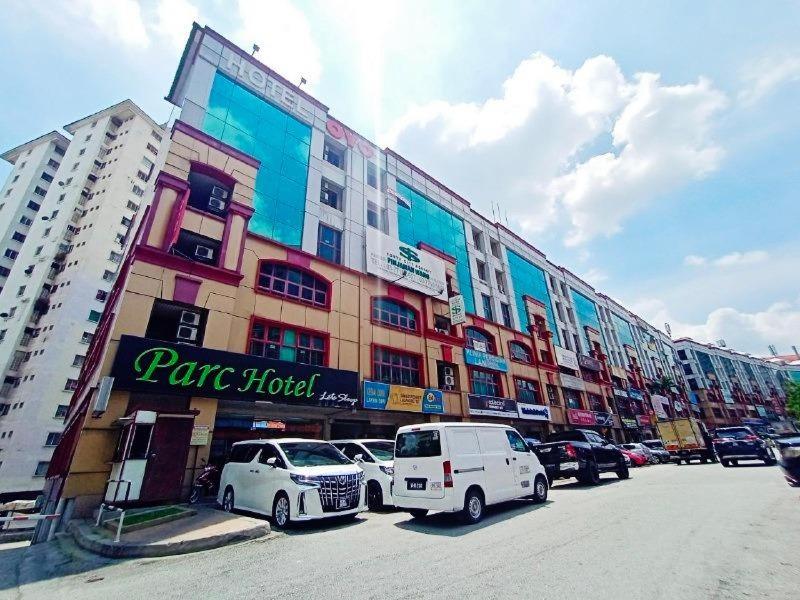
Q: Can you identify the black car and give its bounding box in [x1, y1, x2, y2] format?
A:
[775, 434, 800, 486]
[712, 426, 776, 467]
[532, 429, 629, 485]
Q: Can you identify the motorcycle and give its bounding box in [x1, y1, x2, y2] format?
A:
[189, 462, 220, 504]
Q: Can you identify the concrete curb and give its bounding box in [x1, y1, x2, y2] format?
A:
[67, 518, 270, 558]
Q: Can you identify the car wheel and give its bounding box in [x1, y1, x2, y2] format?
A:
[580, 461, 601, 485]
[731, 460, 738, 467]
[367, 480, 384, 511]
[721, 460, 730, 467]
[532, 475, 548, 503]
[616, 460, 630, 480]
[461, 487, 485, 524]
[222, 487, 235, 512]
[272, 492, 291, 529]
[408, 509, 428, 519]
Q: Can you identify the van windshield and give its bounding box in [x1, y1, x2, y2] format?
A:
[279, 442, 352, 467]
[363, 441, 395, 461]
[395, 431, 442, 458]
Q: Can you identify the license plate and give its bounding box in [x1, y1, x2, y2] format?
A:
[338, 497, 348, 508]
[406, 478, 426, 490]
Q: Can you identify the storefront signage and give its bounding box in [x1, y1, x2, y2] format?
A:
[362, 381, 444, 414]
[567, 409, 613, 427]
[628, 388, 644, 401]
[448, 294, 466, 325]
[555, 347, 579, 370]
[559, 373, 586, 391]
[620, 417, 639, 429]
[111, 335, 360, 408]
[613, 387, 629, 398]
[463, 348, 509, 372]
[468, 394, 518, 418]
[189, 425, 210, 446]
[578, 354, 603, 371]
[365, 228, 448, 300]
[325, 119, 376, 158]
[517, 403, 551, 421]
[637, 414, 652, 427]
[651, 394, 670, 419]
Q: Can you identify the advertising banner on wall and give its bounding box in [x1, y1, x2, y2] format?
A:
[517, 403, 552, 421]
[365, 228, 448, 300]
[567, 409, 613, 427]
[620, 417, 639, 429]
[559, 373, 586, 391]
[628, 388, 644, 401]
[110, 335, 360, 408]
[468, 394, 518, 418]
[463, 348, 509, 372]
[448, 294, 466, 325]
[362, 381, 444, 414]
[637, 414, 653, 427]
[651, 394, 670, 419]
[578, 354, 603, 371]
[555, 347, 579, 370]
[613, 387, 630, 398]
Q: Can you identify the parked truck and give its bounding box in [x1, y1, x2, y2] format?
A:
[531, 429, 629, 485]
[656, 418, 716, 464]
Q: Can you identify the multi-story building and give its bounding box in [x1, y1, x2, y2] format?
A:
[674, 338, 792, 430]
[39, 25, 788, 522]
[0, 100, 166, 499]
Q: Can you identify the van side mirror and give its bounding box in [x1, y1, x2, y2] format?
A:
[265, 457, 277, 468]
[353, 453, 364, 463]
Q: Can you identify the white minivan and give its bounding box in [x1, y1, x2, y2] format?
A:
[217, 438, 367, 528]
[393, 423, 548, 524]
[331, 439, 395, 510]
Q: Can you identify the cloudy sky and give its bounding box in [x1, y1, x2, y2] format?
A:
[1, 0, 798, 354]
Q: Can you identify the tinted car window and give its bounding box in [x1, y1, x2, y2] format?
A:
[363, 441, 394, 461]
[228, 444, 260, 463]
[716, 428, 754, 440]
[547, 431, 587, 443]
[505, 430, 529, 453]
[396, 430, 442, 457]
[257, 444, 286, 468]
[279, 442, 352, 467]
[642, 440, 665, 450]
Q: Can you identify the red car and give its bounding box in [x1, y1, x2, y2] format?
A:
[617, 446, 648, 467]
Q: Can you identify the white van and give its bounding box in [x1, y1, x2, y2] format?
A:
[331, 439, 395, 510]
[217, 438, 367, 528]
[392, 423, 548, 523]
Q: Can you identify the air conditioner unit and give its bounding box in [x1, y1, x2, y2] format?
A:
[180, 311, 200, 326]
[443, 366, 455, 377]
[208, 197, 226, 213]
[210, 186, 229, 200]
[435, 326, 449, 334]
[195, 245, 214, 260]
[444, 375, 456, 387]
[176, 325, 198, 341]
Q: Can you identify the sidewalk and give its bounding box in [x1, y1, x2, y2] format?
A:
[68, 505, 270, 558]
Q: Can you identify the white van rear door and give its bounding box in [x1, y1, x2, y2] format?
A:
[475, 428, 516, 503]
[393, 429, 446, 499]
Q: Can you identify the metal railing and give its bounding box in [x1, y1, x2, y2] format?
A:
[97, 478, 132, 543]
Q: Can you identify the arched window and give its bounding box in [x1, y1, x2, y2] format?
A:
[509, 341, 533, 364]
[465, 327, 496, 354]
[256, 261, 329, 308]
[371, 298, 418, 332]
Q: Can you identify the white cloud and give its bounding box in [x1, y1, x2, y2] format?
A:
[384, 54, 726, 246]
[739, 55, 800, 106]
[634, 297, 800, 356]
[580, 268, 608, 285]
[80, 0, 150, 48]
[684, 250, 768, 268]
[153, 0, 200, 48]
[234, 0, 322, 89]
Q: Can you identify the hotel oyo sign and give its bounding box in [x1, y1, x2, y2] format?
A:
[111, 335, 359, 408]
[326, 119, 375, 158]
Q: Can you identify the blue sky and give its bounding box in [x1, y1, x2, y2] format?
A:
[1, 0, 798, 354]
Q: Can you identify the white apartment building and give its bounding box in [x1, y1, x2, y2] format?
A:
[0, 100, 166, 498]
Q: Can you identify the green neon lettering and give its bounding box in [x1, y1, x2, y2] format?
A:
[213, 367, 235, 390]
[195, 364, 221, 387]
[134, 347, 179, 383]
[267, 377, 284, 395]
[237, 368, 275, 393]
[306, 373, 319, 398]
[169, 361, 198, 387]
[282, 375, 295, 396]
[294, 380, 307, 397]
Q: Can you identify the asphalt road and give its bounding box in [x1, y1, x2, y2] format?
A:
[2, 462, 798, 600]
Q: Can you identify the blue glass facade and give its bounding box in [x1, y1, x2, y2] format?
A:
[395, 181, 475, 313]
[570, 289, 607, 354]
[696, 351, 717, 380]
[611, 312, 635, 349]
[506, 249, 559, 345]
[202, 72, 311, 246]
